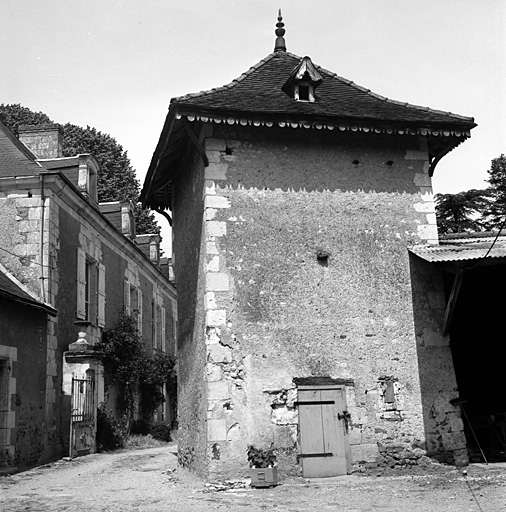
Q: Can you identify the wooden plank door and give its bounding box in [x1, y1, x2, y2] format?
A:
[298, 387, 350, 477]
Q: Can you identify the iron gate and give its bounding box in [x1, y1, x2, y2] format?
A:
[70, 372, 96, 458]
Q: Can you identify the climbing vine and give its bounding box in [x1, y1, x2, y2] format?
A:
[95, 311, 177, 430]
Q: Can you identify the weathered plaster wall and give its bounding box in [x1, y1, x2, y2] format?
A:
[197, 124, 440, 479]
[409, 255, 467, 466]
[173, 136, 209, 477]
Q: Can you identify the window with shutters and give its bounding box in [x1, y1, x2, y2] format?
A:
[77, 248, 104, 326]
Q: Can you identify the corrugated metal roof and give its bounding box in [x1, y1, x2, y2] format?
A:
[410, 234, 506, 263]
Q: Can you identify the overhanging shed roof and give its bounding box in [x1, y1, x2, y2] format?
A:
[0, 264, 57, 316]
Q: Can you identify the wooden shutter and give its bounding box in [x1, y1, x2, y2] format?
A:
[137, 289, 143, 334]
[124, 279, 130, 314]
[97, 263, 106, 327]
[161, 307, 166, 352]
[298, 387, 350, 477]
[76, 248, 87, 319]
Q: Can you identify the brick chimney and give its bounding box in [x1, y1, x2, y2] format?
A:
[18, 124, 63, 159]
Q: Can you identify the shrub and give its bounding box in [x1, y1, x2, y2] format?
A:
[130, 419, 150, 436]
[96, 405, 127, 452]
[149, 422, 172, 442]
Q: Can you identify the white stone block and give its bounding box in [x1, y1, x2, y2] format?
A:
[207, 152, 222, 164]
[208, 344, 232, 363]
[208, 380, 230, 400]
[417, 224, 438, 241]
[205, 292, 217, 309]
[27, 207, 42, 220]
[206, 309, 226, 326]
[205, 163, 228, 180]
[205, 195, 230, 209]
[413, 202, 435, 213]
[208, 419, 227, 441]
[207, 256, 220, 273]
[206, 273, 229, 291]
[426, 213, 437, 225]
[205, 180, 216, 196]
[206, 327, 221, 344]
[206, 241, 219, 255]
[206, 221, 226, 238]
[206, 363, 223, 382]
[205, 208, 216, 221]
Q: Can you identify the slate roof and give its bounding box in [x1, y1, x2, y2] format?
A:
[410, 232, 506, 263]
[0, 264, 56, 315]
[173, 51, 476, 129]
[141, 43, 476, 210]
[0, 120, 42, 178]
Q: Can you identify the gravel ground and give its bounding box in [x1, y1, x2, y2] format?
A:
[1, 443, 506, 511]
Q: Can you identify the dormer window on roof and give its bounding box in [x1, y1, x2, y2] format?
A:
[282, 56, 323, 103]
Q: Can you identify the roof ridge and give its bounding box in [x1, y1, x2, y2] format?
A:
[314, 63, 475, 123]
[173, 52, 292, 104]
[0, 119, 43, 166]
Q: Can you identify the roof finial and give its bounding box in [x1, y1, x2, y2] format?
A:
[274, 9, 286, 52]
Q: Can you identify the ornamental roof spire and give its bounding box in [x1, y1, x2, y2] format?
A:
[274, 9, 286, 52]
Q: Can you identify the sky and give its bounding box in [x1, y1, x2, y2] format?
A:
[1, 0, 505, 254]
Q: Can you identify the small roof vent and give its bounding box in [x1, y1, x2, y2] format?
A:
[282, 56, 323, 102]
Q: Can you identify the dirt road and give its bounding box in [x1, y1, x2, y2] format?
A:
[1, 443, 505, 511]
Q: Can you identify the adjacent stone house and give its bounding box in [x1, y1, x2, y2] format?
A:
[141, 17, 478, 479]
[0, 263, 56, 471]
[0, 121, 177, 468]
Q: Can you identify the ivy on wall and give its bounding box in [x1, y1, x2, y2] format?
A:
[95, 310, 177, 430]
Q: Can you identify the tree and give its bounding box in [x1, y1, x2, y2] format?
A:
[435, 189, 491, 234]
[0, 104, 160, 236]
[484, 154, 506, 230]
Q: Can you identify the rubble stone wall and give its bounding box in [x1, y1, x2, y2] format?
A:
[409, 255, 467, 466]
[192, 123, 461, 478]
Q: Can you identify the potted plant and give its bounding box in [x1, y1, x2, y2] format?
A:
[247, 445, 279, 488]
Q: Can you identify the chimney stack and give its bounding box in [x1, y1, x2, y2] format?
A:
[18, 124, 63, 159]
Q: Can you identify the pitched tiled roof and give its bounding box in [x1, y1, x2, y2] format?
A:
[410, 232, 506, 263]
[0, 120, 42, 178]
[141, 50, 476, 210]
[173, 51, 475, 129]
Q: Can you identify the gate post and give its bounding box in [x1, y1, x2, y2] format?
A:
[63, 332, 103, 458]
